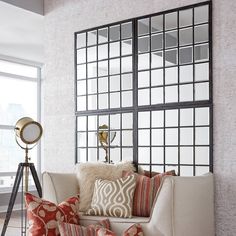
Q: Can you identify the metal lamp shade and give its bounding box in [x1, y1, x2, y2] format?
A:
[15, 117, 43, 145]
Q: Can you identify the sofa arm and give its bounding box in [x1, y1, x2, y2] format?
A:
[42, 172, 79, 204]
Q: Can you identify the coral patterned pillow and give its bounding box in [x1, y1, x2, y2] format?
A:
[58, 219, 111, 236]
[122, 171, 175, 217]
[123, 224, 144, 236]
[25, 193, 80, 236]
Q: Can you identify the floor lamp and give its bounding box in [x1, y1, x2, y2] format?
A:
[1, 117, 43, 236]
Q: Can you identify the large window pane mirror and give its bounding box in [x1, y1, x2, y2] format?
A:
[75, 2, 212, 176]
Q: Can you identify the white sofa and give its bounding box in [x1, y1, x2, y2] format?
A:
[42, 172, 215, 236]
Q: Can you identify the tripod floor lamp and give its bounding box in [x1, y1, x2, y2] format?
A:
[1, 117, 43, 236]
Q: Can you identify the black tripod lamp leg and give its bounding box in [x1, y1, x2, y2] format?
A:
[1, 164, 24, 236]
[29, 164, 42, 198]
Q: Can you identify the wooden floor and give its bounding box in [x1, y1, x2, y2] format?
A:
[0, 212, 24, 236]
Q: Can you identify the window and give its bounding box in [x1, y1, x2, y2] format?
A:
[0, 58, 41, 192]
[75, 2, 212, 176]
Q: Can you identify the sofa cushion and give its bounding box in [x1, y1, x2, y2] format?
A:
[25, 193, 80, 236]
[86, 175, 136, 218]
[123, 171, 175, 217]
[76, 162, 135, 211]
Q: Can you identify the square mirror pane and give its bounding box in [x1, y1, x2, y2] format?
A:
[179, 9, 192, 27]
[179, 84, 193, 102]
[110, 75, 120, 92]
[195, 63, 209, 81]
[77, 48, 86, 64]
[122, 130, 133, 146]
[99, 148, 106, 162]
[88, 95, 97, 110]
[152, 165, 164, 173]
[110, 92, 120, 108]
[110, 130, 120, 146]
[110, 58, 120, 75]
[195, 82, 209, 101]
[195, 147, 209, 164]
[99, 115, 108, 125]
[165, 49, 178, 66]
[122, 73, 132, 90]
[110, 114, 120, 129]
[122, 148, 133, 162]
[122, 56, 132, 73]
[138, 148, 150, 163]
[180, 166, 193, 176]
[78, 148, 86, 162]
[77, 33, 86, 48]
[166, 147, 178, 164]
[152, 110, 164, 127]
[110, 149, 120, 162]
[151, 33, 163, 51]
[180, 65, 193, 83]
[165, 86, 178, 103]
[195, 107, 209, 126]
[180, 46, 193, 64]
[98, 28, 108, 43]
[77, 80, 86, 96]
[195, 166, 209, 176]
[88, 78, 97, 94]
[194, 5, 209, 24]
[152, 147, 164, 164]
[98, 60, 108, 76]
[77, 116, 87, 131]
[138, 88, 150, 106]
[165, 30, 178, 48]
[98, 93, 108, 109]
[165, 128, 178, 145]
[152, 129, 164, 145]
[138, 71, 149, 88]
[165, 12, 177, 30]
[139, 53, 150, 70]
[195, 127, 209, 145]
[121, 22, 132, 39]
[180, 128, 193, 145]
[98, 44, 108, 60]
[194, 24, 209, 43]
[110, 42, 120, 58]
[138, 18, 149, 36]
[88, 148, 97, 162]
[122, 40, 132, 55]
[152, 51, 163, 68]
[179, 28, 193, 46]
[165, 67, 178, 85]
[138, 36, 150, 53]
[180, 108, 193, 126]
[180, 147, 193, 164]
[194, 43, 209, 62]
[98, 77, 108, 93]
[122, 91, 133, 107]
[122, 113, 133, 129]
[77, 64, 86, 80]
[165, 109, 178, 127]
[138, 111, 150, 128]
[87, 30, 97, 46]
[88, 115, 97, 130]
[151, 69, 163, 86]
[77, 96, 86, 111]
[77, 132, 87, 147]
[88, 132, 97, 147]
[151, 87, 164, 104]
[151, 15, 163, 33]
[88, 62, 97, 78]
[110, 25, 120, 41]
[138, 129, 150, 146]
[87, 46, 97, 62]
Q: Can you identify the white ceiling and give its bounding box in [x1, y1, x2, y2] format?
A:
[0, 1, 44, 63]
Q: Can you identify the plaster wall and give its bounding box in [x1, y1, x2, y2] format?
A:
[43, 0, 236, 235]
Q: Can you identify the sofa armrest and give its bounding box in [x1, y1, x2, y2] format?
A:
[42, 172, 79, 204]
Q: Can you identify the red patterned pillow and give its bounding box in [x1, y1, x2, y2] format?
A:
[123, 224, 144, 236]
[96, 227, 117, 236]
[58, 219, 111, 236]
[25, 193, 80, 236]
[123, 171, 174, 217]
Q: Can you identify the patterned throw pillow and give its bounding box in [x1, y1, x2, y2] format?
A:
[25, 193, 80, 236]
[123, 171, 175, 217]
[86, 175, 136, 218]
[58, 219, 111, 236]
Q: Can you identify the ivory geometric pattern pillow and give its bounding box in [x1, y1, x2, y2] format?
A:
[25, 193, 80, 236]
[122, 171, 175, 217]
[86, 175, 136, 218]
[58, 219, 111, 236]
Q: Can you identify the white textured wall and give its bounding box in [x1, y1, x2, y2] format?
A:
[43, 0, 236, 234]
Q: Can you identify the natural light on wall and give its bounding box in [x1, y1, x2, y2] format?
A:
[0, 59, 40, 192]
